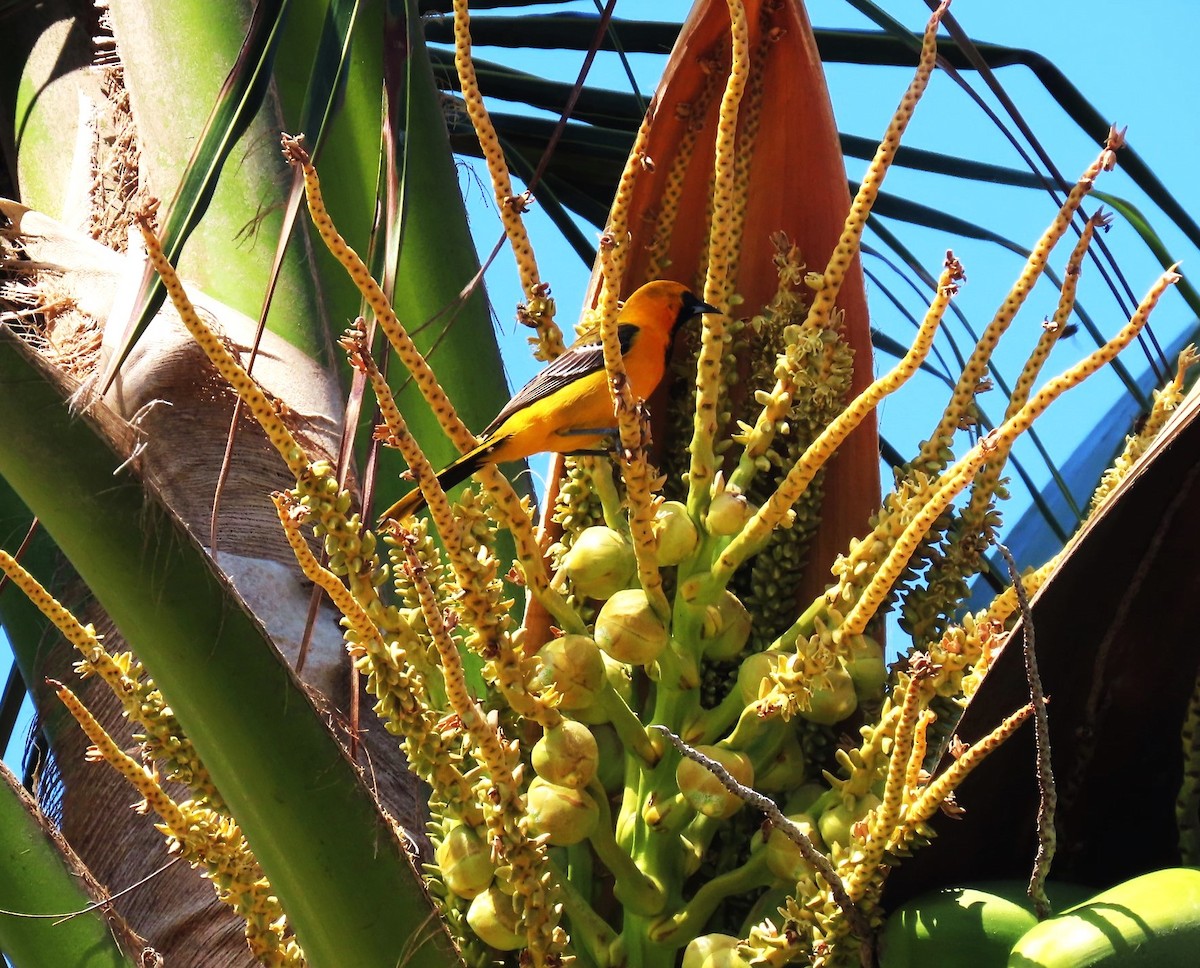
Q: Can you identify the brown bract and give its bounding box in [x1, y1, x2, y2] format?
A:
[536, 0, 879, 620]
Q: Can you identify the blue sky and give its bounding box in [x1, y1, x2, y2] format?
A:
[4, 1, 1197, 767]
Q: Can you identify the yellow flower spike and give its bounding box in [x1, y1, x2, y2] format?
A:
[807, 0, 948, 340]
[271, 491, 390, 651]
[687, 0, 749, 512]
[918, 127, 1127, 470]
[398, 534, 565, 965]
[905, 709, 936, 802]
[291, 137, 578, 630]
[824, 701, 903, 804]
[133, 208, 307, 479]
[342, 325, 488, 601]
[901, 703, 1035, 835]
[847, 662, 932, 902]
[841, 433, 999, 637]
[596, 110, 671, 618]
[724, 27, 773, 291]
[282, 134, 470, 451]
[340, 323, 563, 725]
[54, 680, 304, 964]
[1088, 341, 1200, 516]
[976, 263, 1179, 484]
[901, 216, 1111, 643]
[0, 551, 106, 660]
[0, 551, 223, 808]
[714, 253, 962, 585]
[54, 678, 185, 827]
[986, 558, 1058, 626]
[451, 0, 564, 361]
[339, 323, 582, 645]
[967, 212, 1103, 504]
[645, 72, 721, 282]
[703, 0, 753, 312]
[1007, 212, 1105, 420]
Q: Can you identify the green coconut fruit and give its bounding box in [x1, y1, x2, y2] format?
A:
[532, 719, 600, 790]
[594, 588, 669, 665]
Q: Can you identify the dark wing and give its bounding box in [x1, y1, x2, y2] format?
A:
[482, 324, 637, 435]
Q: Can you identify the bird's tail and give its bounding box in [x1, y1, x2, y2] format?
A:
[377, 439, 496, 523]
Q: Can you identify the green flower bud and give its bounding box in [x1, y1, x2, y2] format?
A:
[800, 665, 858, 725]
[530, 634, 606, 710]
[676, 746, 754, 819]
[843, 633, 888, 699]
[532, 720, 599, 789]
[434, 823, 495, 900]
[466, 886, 526, 951]
[594, 589, 669, 666]
[525, 776, 599, 846]
[707, 490, 755, 536]
[701, 591, 752, 661]
[562, 526, 635, 599]
[736, 651, 776, 704]
[784, 782, 830, 816]
[765, 813, 823, 883]
[683, 934, 751, 968]
[570, 653, 634, 726]
[756, 729, 808, 792]
[817, 793, 881, 850]
[654, 501, 700, 566]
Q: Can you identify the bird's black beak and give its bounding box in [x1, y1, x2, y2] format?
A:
[682, 291, 719, 319]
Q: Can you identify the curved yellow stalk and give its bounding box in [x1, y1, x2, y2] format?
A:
[919, 127, 1127, 469]
[715, 254, 960, 584]
[687, 0, 750, 515]
[451, 0, 563, 360]
[597, 104, 669, 615]
[283, 135, 582, 634]
[134, 209, 307, 478]
[399, 537, 567, 966]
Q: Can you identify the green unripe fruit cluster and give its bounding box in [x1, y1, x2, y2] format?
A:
[817, 793, 881, 849]
[756, 729, 808, 792]
[466, 887, 525, 951]
[707, 489, 755, 536]
[843, 633, 888, 699]
[765, 813, 823, 883]
[683, 934, 751, 968]
[801, 665, 858, 725]
[700, 590, 753, 660]
[737, 651, 776, 704]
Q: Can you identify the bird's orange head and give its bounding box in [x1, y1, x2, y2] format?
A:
[617, 280, 717, 338]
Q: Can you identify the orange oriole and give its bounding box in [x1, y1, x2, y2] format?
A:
[379, 280, 716, 522]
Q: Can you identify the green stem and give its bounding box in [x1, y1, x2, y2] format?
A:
[723, 707, 788, 775]
[586, 457, 627, 533]
[691, 682, 749, 745]
[768, 595, 826, 652]
[549, 856, 618, 968]
[588, 780, 667, 916]
[648, 849, 773, 946]
[599, 681, 659, 765]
